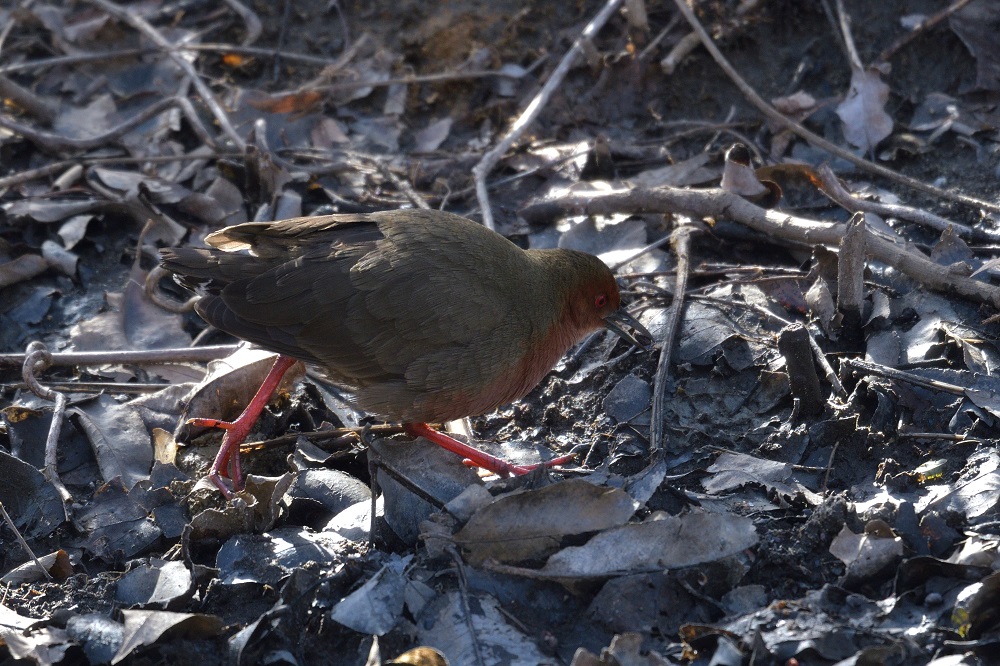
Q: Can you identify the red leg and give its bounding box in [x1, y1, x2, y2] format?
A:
[188, 355, 298, 497]
[404, 422, 575, 477]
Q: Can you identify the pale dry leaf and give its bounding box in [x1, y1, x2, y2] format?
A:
[836, 66, 893, 151]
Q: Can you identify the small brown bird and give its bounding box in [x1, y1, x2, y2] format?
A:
[160, 210, 651, 496]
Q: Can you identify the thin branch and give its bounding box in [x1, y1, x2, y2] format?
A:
[834, 0, 863, 70]
[876, 0, 975, 65]
[0, 97, 216, 153]
[0, 502, 52, 582]
[221, 0, 262, 46]
[814, 165, 1000, 242]
[22, 342, 72, 504]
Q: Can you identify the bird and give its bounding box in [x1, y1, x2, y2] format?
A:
[160, 209, 652, 497]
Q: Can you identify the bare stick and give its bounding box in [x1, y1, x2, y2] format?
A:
[0, 502, 52, 582]
[0, 345, 238, 367]
[0, 75, 57, 123]
[473, 0, 625, 230]
[221, 0, 262, 46]
[845, 358, 966, 395]
[876, 0, 975, 65]
[0, 97, 216, 153]
[22, 342, 71, 503]
[834, 0, 863, 70]
[815, 165, 1000, 242]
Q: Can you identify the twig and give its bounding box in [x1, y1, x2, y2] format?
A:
[241, 423, 402, 453]
[368, 158, 431, 210]
[896, 432, 973, 442]
[21, 342, 72, 503]
[843, 358, 966, 395]
[821, 440, 839, 494]
[520, 185, 1000, 308]
[0, 75, 57, 123]
[0, 44, 358, 76]
[0, 151, 240, 190]
[834, 0, 863, 70]
[609, 234, 673, 273]
[1, 381, 171, 394]
[638, 13, 680, 61]
[660, 31, 702, 74]
[876, 0, 975, 65]
[2, 38, 525, 98]
[668, 0, 1000, 216]
[0, 97, 217, 153]
[473, 0, 625, 230]
[0, 48, 152, 75]
[650, 224, 692, 454]
[0, 162, 73, 191]
[145, 265, 198, 314]
[447, 546, 487, 666]
[815, 165, 1000, 242]
[272, 0, 293, 82]
[221, 0, 262, 46]
[327, 1, 351, 47]
[0, 10, 15, 53]
[0, 502, 52, 582]
[84, 0, 246, 149]
[0, 345, 238, 367]
[314, 69, 523, 95]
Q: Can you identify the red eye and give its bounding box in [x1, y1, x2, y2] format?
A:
[595, 294, 608, 308]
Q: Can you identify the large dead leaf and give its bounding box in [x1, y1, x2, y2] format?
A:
[329, 555, 410, 636]
[70, 394, 152, 489]
[836, 66, 893, 151]
[494, 511, 758, 579]
[111, 610, 223, 664]
[453, 479, 638, 565]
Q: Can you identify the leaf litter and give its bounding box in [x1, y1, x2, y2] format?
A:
[3, 1, 1000, 665]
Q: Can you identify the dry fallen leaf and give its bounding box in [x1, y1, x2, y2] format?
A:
[453, 479, 638, 565]
[836, 65, 893, 151]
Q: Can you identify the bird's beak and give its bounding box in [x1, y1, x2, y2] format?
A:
[604, 308, 654, 351]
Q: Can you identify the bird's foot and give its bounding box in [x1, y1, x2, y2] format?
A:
[477, 452, 577, 475]
[404, 422, 575, 477]
[187, 417, 253, 498]
[187, 354, 298, 498]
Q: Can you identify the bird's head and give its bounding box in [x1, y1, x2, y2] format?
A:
[557, 251, 653, 350]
